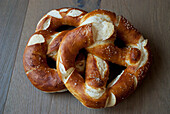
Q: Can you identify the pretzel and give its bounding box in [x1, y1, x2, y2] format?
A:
[57, 9, 151, 108]
[23, 8, 87, 92]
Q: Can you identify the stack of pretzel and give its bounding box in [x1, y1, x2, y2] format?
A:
[23, 8, 151, 108]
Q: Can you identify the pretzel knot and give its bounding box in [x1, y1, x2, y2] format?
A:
[23, 8, 87, 92]
[23, 8, 151, 108]
[56, 9, 151, 108]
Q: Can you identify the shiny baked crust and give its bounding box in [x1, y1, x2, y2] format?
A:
[57, 9, 151, 108]
[23, 8, 87, 92]
[23, 8, 151, 108]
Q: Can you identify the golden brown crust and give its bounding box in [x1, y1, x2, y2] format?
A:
[23, 7, 151, 108]
[58, 24, 94, 70]
[26, 68, 65, 92]
[47, 30, 68, 54]
[36, 8, 87, 32]
[87, 43, 129, 66]
[114, 16, 141, 45]
[85, 54, 109, 88]
[57, 9, 151, 108]
[23, 31, 67, 92]
[65, 71, 108, 108]
[108, 69, 136, 104]
[23, 8, 88, 92]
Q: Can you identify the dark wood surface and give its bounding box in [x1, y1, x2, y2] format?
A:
[0, 0, 29, 113]
[0, 0, 169, 114]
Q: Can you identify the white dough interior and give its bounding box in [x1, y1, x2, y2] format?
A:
[125, 36, 148, 70]
[80, 14, 114, 41]
[42, 18, 51, 30]
[36, 15, 48, 31]
[67, 9, 83, 17]
[85, 84, 106, 99]
[60, 8, 69, 12]
[94, 55, 108, 79]
[59, 57, 75, 84]
[47, 10, 62, 19]
[28, 34, 45, 46]
[80, 14, 112, 26]
[105, 92, 116, 107]
[92, 21, 114, 41]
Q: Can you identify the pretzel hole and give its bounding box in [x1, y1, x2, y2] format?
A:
[107, 62, 126, 86]
[114, 37, 126, 48]
[46, 56, 56, 68]
[75, 49, 87, 78]
[55, 25, 76, 32]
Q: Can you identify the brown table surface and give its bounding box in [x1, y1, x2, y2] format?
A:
[0, 0, 169, 114]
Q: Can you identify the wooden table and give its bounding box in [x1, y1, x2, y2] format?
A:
[0, 0, 169, 113]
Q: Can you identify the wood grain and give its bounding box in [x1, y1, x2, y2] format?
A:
[2, 0, 170, 114]
[100, 0, 170, 113]
[0, 0, 29, 113]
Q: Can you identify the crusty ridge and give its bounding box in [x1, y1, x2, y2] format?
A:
[57, 9, 151, 108]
